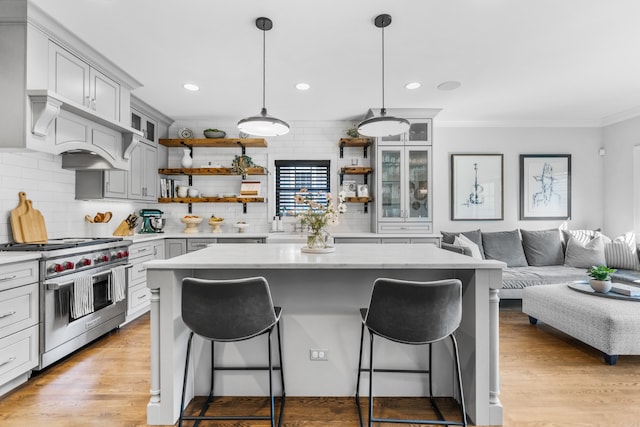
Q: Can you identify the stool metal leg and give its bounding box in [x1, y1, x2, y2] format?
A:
[355, 322, 366, 427]
[451, 334, 467, 427]
[268, 328, 275, 427]
[276, 321, 286, 427]
[179, 331, 195, 427]
[368, 331, 374, 427]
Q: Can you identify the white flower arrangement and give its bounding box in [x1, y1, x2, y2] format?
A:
[294, 189, 346, 234]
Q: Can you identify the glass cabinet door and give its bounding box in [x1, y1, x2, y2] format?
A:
[406, 148, 430, 219]
[379, 148, 403, 220]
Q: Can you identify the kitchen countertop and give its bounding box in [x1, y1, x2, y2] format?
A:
[126, 231, 441, 244]
[145, 242, 500, 270]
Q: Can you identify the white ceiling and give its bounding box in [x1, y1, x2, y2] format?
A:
[31, 0, 640, 126]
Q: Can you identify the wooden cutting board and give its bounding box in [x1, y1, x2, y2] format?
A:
[9, 192, 28, 243]
[19, 200, 48, 243]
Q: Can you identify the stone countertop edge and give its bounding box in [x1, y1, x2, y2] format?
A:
[126, 232, 441, 243]
[0, 252, 42, 265]
[144, 243, 505, 270]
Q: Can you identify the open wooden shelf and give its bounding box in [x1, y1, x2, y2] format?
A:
[158, 167, 266, 176]
[339, 138, 373, 158]
[159, 138, 267, 148]
[158, 197, 265, 204]
[340, 167, 373, 175]
[344, 197, 372, 203]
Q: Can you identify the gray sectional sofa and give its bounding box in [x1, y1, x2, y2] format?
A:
[440, 228, 640, 299]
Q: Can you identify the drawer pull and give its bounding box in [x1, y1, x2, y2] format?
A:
[0, 311, 16, 319]
[0, 356, 16, 367]
[135, 248, 149, 253]
[138, 294, 147, 300]
[0, 275, 17, 282]
[137, 267, 146, 273]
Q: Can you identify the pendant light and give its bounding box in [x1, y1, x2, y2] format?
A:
[357, 14, 410, 137]
[237, 17, 290, 137]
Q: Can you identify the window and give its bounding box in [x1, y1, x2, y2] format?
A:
[275, 160, 330, 216]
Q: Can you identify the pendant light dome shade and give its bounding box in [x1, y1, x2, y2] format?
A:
[357, 14, 409, 138]
[357, 108, 410, 137]
[238, 108, 290, 137]
[237, 17, 290, 137]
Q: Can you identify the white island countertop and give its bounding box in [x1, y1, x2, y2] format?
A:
[144, 242, 504, 270]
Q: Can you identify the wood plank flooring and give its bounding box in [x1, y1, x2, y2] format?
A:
[0, 305, 639, 426]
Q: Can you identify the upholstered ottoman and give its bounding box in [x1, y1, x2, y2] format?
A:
[522, 284, 640, 365]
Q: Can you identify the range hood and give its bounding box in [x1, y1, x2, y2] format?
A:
[29, 90, 142, 170]
[61, 150, 130, 170]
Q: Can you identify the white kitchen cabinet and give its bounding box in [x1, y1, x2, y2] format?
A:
[49, 41, 120, 121]
[125, 240, 164, 323]
[165, 239, 187, 259]
[127, 141, 158, 201]
[373, 145, 433, 234]
[131, 107, 157, 146]
[0, 261, 39, 397]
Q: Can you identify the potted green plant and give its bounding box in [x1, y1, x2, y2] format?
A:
[586, 265, 616, 293]
[203, 128, 226, 138]
[346, 127, 359, 138]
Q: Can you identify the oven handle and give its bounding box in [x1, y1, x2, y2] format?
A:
[45, 265, 133, 290]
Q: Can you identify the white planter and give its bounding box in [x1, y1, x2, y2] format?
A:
[590, 279, 612, 293]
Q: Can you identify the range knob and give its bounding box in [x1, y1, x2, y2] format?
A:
[50, 263, 64, 273]
[78, 258, 92, 267]
[64, 261, 74, 271]
[123, 250, 129, 258]
[102, 255, 110, 262]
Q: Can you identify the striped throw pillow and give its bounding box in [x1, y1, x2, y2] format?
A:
[604, 232, 640, 270]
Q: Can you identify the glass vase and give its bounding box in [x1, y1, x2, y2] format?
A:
[307, 229, 328, 249]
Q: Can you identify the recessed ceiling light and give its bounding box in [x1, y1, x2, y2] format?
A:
[437, 81, 462, 91]
[183, 83, 200, 91]
[295, 82, 310, 91]
[404, 82, 421, 90]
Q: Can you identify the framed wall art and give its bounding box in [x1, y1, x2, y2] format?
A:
[451, 154, 504, 220]
[519, 154, 571, 220]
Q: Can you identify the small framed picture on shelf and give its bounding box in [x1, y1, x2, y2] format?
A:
[357, 184, 369, 198]
[342, 180, 357, 197]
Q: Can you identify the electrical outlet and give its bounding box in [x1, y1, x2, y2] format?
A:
[309, 348, 329, 361]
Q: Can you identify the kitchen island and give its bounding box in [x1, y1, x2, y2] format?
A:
[144, 243, 504, 425]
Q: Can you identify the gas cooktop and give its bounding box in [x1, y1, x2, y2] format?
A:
[0, 237, 124, 251]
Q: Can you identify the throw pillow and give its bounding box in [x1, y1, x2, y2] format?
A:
[441, 229, 485, 259]
[454, 234, 483, 259]
[561, 229, 600, 245]
[481, 230, 528, 267]
[564, 235, 606, 268]
[520, 229, 565, 266]
[604, 232, 640, 270]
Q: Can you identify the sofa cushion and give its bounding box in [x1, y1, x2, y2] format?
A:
[454, 235, 483, 259]
[441, 229, 485, 259]
[604, 232, 640, 270]
[564, 235, 606, 268]
[501, 265, 589, 290]
[481, 230, 528, 267]
[520, 229, 564, 266]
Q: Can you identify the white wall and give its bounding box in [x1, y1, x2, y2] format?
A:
[602, 116, 640, 237]
[0, 121, 607, 244]
[434, 125, 604, 233]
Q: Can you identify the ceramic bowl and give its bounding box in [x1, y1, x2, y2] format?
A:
[204, 130, 226, 138]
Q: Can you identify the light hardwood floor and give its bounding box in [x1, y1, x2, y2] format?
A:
[0, 305, 639, 426]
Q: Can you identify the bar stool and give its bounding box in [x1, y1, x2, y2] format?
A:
[355, 278, 466, 427]
[179, 276, 285, 427]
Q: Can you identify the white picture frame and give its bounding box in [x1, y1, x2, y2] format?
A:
[357, 184, 369, 198]
[342, 180, 357, 197]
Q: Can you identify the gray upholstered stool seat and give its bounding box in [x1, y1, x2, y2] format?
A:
[179, 276, 285, 427]
[355, 278, 467, 427]
[522, 283, 640, 365]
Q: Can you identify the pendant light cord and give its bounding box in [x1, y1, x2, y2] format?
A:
[262, 25, 266, 113]
[381, 24, 385, 113]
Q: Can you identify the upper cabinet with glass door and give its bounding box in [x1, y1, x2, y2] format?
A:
[378, 119, 432, 146]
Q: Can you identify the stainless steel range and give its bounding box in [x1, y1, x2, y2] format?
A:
[0, 238, 132, 369]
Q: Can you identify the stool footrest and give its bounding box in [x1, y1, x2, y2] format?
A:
[214, 365, 282, 371]
[360, 368, 429, 374]
[371, 416, 465, 426]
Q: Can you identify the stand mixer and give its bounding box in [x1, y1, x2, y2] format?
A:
[139, 209, 165, 233]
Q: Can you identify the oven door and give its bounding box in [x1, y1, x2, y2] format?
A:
[41, 262, 128, 356]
